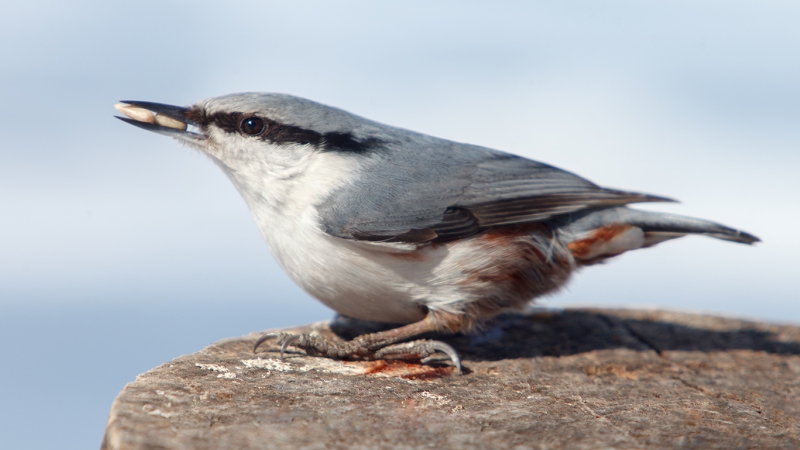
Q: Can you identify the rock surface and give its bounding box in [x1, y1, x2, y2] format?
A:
[102, 308, 800, 449]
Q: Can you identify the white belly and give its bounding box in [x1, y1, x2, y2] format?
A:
[257, 210, 577, 324]
[262, 215, 434, 323]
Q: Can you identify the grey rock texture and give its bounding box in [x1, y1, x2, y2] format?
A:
[102, 309, 800, 449]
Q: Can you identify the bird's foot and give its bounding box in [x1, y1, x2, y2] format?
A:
[254, 332, 461, 375]
[375, 340, 462, 375]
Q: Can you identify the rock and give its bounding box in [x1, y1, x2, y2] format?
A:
[101, 308, 800, 449]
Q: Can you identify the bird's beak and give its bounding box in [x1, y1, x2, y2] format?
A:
[114, 101, 206, 144]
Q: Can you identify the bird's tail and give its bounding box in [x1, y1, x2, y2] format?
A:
[555, 207, 760, 265]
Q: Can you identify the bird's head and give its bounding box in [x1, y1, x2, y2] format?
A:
[115, 93, 386, 181]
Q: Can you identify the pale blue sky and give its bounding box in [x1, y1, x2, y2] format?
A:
[1, 1, 798, 448]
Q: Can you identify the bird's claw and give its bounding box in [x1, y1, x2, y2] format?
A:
[253, 332, 302, 358]
[376, 340, 462, 375]
[253, 333, 462, 375]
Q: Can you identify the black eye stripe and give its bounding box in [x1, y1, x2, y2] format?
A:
[203, 111, 383, 154]
[240, 117, 266, 135]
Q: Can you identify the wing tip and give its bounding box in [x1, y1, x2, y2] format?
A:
[602, 189, 678, 204]
[642, 193, 679, 203]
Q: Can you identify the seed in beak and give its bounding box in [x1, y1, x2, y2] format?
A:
[154, 114, 188, 131]
[114, 103, 156, 123]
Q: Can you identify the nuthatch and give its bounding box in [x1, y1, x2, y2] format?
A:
[116, 93, 759, 374]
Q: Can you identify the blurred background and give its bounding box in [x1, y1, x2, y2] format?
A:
[1, 1, 798, 448]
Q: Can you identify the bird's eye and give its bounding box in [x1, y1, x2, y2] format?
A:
[240, 117, 266, 135]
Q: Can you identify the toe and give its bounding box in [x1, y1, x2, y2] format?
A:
[253, 333, 280, 353]
[375, 340, 462, 375]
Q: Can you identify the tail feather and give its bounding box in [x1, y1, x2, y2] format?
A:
[558, 207, 760, 245]
[555, 207, 759, 265]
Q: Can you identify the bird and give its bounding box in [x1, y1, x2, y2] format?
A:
[115, 93, 760, 374]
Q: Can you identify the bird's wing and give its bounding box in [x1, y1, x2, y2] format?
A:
[317, 140, 671, 244]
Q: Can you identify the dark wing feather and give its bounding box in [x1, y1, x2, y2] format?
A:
[457, 156, 670, 229]
[317, 141, 672, 244]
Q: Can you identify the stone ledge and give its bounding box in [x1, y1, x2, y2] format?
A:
[101, 308, 800, 449]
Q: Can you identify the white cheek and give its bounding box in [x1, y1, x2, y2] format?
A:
[213, 140, 361, 258]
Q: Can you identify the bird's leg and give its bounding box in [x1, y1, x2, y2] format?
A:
[254, 311, 463, 374]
